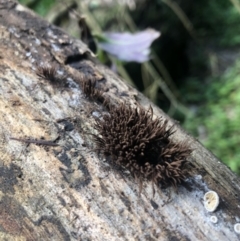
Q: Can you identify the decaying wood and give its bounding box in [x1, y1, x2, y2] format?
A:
[0, 1, 240, 240]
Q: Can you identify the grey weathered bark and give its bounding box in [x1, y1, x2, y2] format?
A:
[0, 1, 240, 241]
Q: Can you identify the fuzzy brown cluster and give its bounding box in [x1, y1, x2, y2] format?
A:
[94, 104, 192, 188]
[80, 78, 110, 107]
[36, 65, 66, 87]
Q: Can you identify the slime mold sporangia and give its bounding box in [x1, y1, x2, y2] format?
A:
[79, 77, 110, 108]
[77, 75, 192, 190]
[93, 103, 192, 190]
[36, 65, 66, 87]
[80, 78, 103, 100]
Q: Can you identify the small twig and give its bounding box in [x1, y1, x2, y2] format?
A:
[10, 137, 59, 146]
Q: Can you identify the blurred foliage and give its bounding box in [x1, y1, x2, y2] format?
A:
[19, 0, 56, 16]
[18, 0, 240, 175]
[188, 0, 240, 46]
[182, 61, 240, 174]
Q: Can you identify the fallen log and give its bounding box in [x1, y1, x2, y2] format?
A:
[0, 1, 239, 240]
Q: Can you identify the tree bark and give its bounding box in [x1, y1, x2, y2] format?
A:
[0, 1, 239, 240]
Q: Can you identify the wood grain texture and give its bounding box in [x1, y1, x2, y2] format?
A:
[0, 1, 240, 240]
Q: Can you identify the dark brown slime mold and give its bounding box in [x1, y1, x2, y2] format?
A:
[81, 78, 102, 99]
[36, 65, 66, 87]
[80, 78, 110, 107]
[93, 104, 192, 190]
